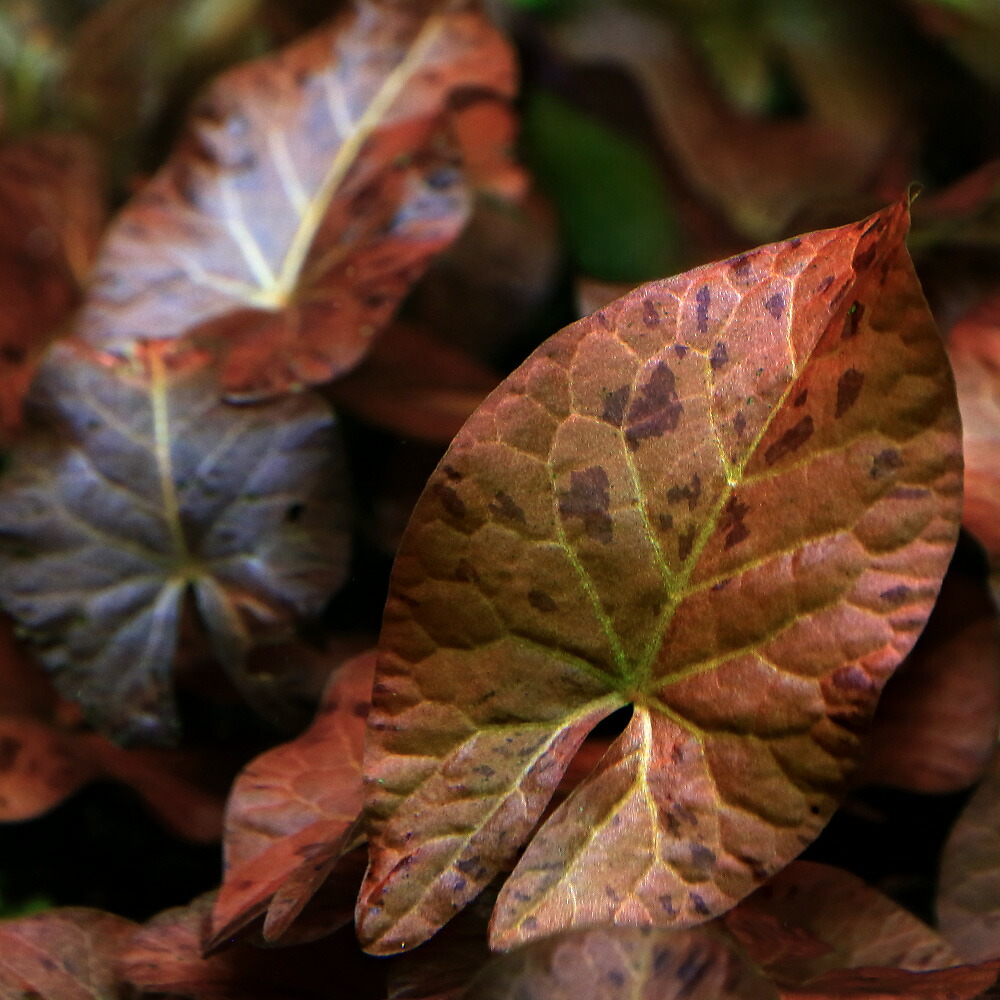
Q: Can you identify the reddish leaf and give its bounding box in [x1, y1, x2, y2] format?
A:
[780, 963, 1000, 1000]
[79, 1, 517, 399]
[463, 925, 778, 1000]
[120, 893, 385, 1000]
[0, 339, 349, 742]
[859, 571, 1000, 793]
[327, 321, 499, 444]
[358, 200, 962, 953]
[208, 650, 374, 948]
[0, 907, 137, 1000]
[725, 861, 959, 986]
[0, 134, 105, 442]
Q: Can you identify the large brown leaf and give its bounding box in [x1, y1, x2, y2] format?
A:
[0, 907, 137, 1000]
[357, 199, 962, 953]
[79, 0, 517, 399]
[0, 339, 349, 743]
[208, 650, 373, 947]
[725, 861, 959, 986]
[780, 963, 1000, 1000]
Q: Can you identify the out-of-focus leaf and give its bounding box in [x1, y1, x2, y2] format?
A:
[120, 892, 386, 1000]
[358, 200, 962, 953]
[781, 962, 1000, 1000]
[327, 322, 499, 444]
[0, 907, 137, 1000]
[948, 294, 1000, 605]
[0, 133, 105, 443]
[938, 747, 1000, 962]
[0, 339, 349, 743]
[859, 571, 1000, 793]
[79, 1, 518, 399]
[552, 3, 907, 241]
[910, 0, 1000, 89]
[464, 925, 779, 1000]
[726, 861, 960, 986]
[523, 89, 679, 281]
[0, 3, 65, 135]
[207, 650, 374, 948]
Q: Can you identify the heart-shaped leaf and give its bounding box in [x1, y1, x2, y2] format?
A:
[358, 199, 962, 953]
[78, 0, 518, 399]
[0, 339, 349, 743]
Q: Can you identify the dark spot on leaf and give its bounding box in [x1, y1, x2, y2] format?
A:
[433, 482, 465, 519]
[711, 579, 730, 591]
[854, 243, 878, 270]
[810, 804, 821, 815]
[696, 285, 711, 333]
[472, 764, 495, 778]
[667, 473, 702, 512]
[889, 486, 929, 500]
[674, 344, 688, 359]
[602, 386, 629, 427]
[352, 701, 370, 718]
[764, 416, 814, 466]
[658, 513, 674, 532]
[671, 744, 684, 763]
[843, 301, 865, 339]
[659, 896, 676, 916]
[728, 250, 760, 278]
[794, 390, 808, 407]
[559, 466, 612, 544]
[489, 491, 525, 524]
[455, 559, 479, 583]
[443, 465, 462, 481]
[836, 368, 865, 417]
[709, 342, 729, 371]
[764, 291, 785, 320]
[733, 411, 747, 436]
[528, 589, 557, 613]
[643, 299, 660, 327]
[625, 361, 683, 448]
[817, 275, 835, 295]
[678, 526, 697, 562]
[0, 344, 25, 364]
[523, 917, 538, 931]
[678, 952, 711, 999]
[691, 844, 716, 869]
[789, 237, 802, 248]
[0, 737, 20, 771]
[284, 503, 305, 523]
[688, 893, 712, 918]
[880, 584, 914, 605]
[831, 665, 875, 692]
[871, 448, 903, 479]
[607, 969, 627, 987]
[719, 495, 750, 549]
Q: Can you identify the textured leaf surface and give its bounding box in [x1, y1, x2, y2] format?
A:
[464, 925, 778, 1000]
[781, 963, 1000, 1000]
[0, 339, 349, 742]
[209, 650, 373, 947]
[359, 200, 962, 953]
[938, 747, 1000, 962]
[79, 0, 517, 399]
[0, 134, 105, 441]
[726, 861, 959, 986]
[0, 907, 136, 1000]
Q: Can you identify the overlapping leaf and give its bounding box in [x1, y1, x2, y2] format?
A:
[208, 650, 373, 947]
[0, 339, 349, 742]
[726, 861, 959, 986]
[358, 199, 963, 953]
[78, 0, 518, 399]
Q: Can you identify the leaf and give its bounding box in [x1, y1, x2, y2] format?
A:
[948, 294, 1000, 604]
[78, 1, 518, 399]
[463, 925, 779, 1000]
[780, 963, 1000, 1000]
[938, 747, 1000, 962]
[326, 321, 499, 445]
[208, 650, 374, 948]
[120, 893, 386, 1000]
[0, 339, 350, 742]
[0, 907, 137, 1000]
[725, 861, 960, 987]
[0, 133, 105, 443]
[858, 571, 1000, 793]
[357, 199, 963, 954]
[523, 89, 680, 282]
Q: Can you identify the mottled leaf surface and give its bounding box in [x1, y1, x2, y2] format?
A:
[208, 650, 373, 947]
[0, 907, 136, 1000]
[359, 200, 962, 953]
[726, 861, 959, 986]
[464, 925, 778, 1000]
[79, 0, 517, 398]
[0, 339, 349, 742]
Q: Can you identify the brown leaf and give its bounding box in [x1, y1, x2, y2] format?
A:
[208, 650, 374, 948]
[0, 907, 137, 1000]
[357, 200, 962, 954]
[725, 861, 960, 986]
[120, 893, 385, 1000]
[780, 962, 1000, 1000]
[0, 339, 349, 742]
[463, 925, 779, 1000]
[327, 321, 500, 444]
[0, 134, 105, 442]
[859, 571, 1000, 793]
[79, 1, 518, 399]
